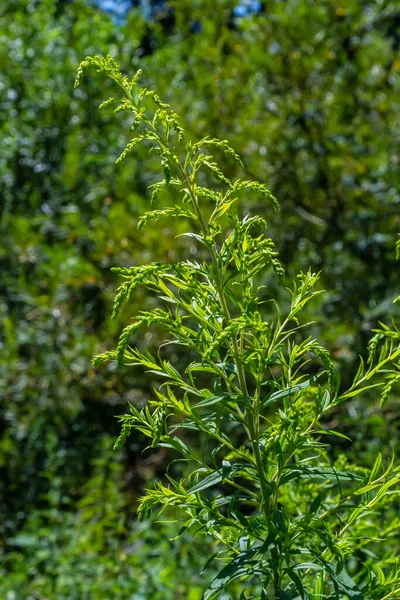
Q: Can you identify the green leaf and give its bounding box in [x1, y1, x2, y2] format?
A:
[313, 429, 352, 441]
[328, 566, 363, 600]
[280, 466, 363, 486]
[203, 548, 261, 600]
[193, 394, 231, 408]
[158, 436, 190, 457]
[188, 464, 245, 494]
[262, 374, 323, 408]
[311, 554, 363, 600]
[231, 509, 249, 528]
[285, 567, 305, 599]
[369, 452, 383, 483]
[188, 470, 224, 495]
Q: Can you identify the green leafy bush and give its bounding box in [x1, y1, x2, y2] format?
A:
[79, 56, 400, 599]
[0, 434, 214, 600]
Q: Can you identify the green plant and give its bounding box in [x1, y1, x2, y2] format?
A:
[77, 55, 400, 600]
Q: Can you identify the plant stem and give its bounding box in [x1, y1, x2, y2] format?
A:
[175, 161, 271, 521]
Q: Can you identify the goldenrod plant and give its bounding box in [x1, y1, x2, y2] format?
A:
[77, 56, 400, 600]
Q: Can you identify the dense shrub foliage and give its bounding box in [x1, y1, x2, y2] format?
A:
[0, 1, 399, 597]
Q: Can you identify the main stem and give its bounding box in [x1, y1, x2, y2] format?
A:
[175, 161, 271, 522]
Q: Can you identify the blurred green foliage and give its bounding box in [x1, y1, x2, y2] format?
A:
[0, 0, 399, 597]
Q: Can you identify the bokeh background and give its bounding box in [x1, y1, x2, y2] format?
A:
[1, 0, 399, 598]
